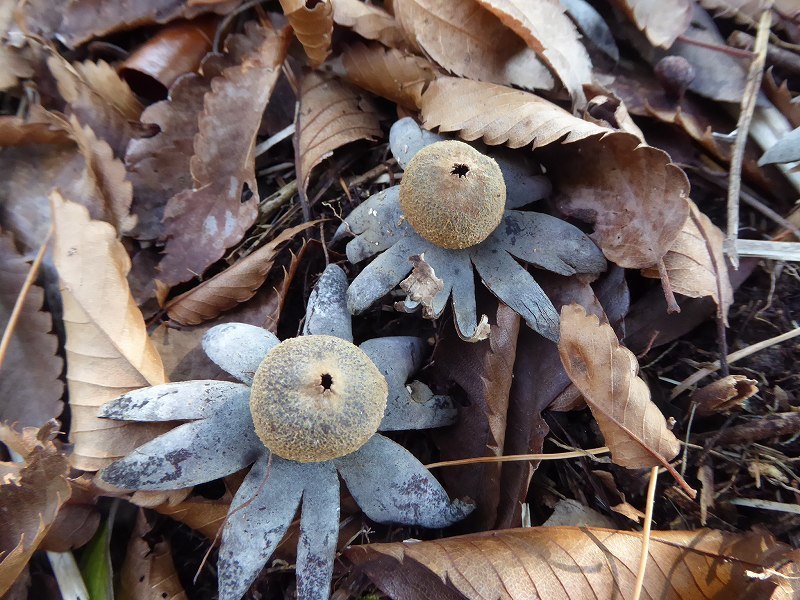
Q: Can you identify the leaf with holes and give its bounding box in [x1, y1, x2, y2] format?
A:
[158, 25, 291, 287]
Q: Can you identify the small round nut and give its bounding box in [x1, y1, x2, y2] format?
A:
[400, 140, 506, 249]
[249, 335, 388, 462]
[654, 56, 696, 100]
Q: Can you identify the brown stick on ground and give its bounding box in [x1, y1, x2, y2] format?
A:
[693, 412, 800, 446]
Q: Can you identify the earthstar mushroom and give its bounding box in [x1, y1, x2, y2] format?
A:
[335, 118, 608, 342]
[97, 265, 472, 600]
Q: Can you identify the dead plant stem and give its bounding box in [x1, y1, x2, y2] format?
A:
[0, 224, 52, 371]
[424, 446, 610, 469]
[632, 467, 659, 600]
[726, 3, 773, 266]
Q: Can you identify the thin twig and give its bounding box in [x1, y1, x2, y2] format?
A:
[736, 239, 800, 261]
[0, 224, 52, 371]
[726, 3, 773, 267]
[424, 446, 610, 469]
[739, 189, 800, 240]
[632, 467, 659, 600]
[671, 325, 800, 398]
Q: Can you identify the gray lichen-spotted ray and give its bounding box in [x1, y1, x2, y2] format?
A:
[334, 118, 607, 342]
[97, 264, 472, 600]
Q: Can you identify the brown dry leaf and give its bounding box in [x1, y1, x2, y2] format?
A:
[51, 192, 169, 471]
[430, 302, 520, 529]
[338, 42, 440, 110]
[64, 115, 136, 234]
[295, 71, 381, 201]
[159, 25, 291, 288]
[47, 56, 142, 157]
[165, 221, 316, 325]
[346, 527, 794, 599]
[153, 494, 230, 540]
[615, 0, 693, 48]
[0, 0, 35, 91]
[125, 56, 227, 241]
[558, 304, 684, 484]
[692, 375, 758, 416]
[474, 0, 592, 105]
[332, 0, 405, 47]
[421, 77, 690, 268]
[393, 0, 554, 91]
[119, 511, 187, 600]
[51, 0, 238, 48]
[0, 112, 71, 147]
[279, 0, 333, 66]
[0, 423, 71, 597]
[0, 232, 63, 427]
[642, 199, 733, 322]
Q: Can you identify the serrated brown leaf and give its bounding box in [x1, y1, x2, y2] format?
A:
[346, 527, 795, 599]
[0, 423, 71, 597]
[295, 71, 381, 200]
[431, 302, 520, 529]
[615, 0, 692, 48]
[474, 0, 592, 105]
[0, 232, 63, 427]
[642, 199, 733, 323]
[51, 192, 169, 471]
[119, 511, 187, 600]
[279, 0, 334, 66]
[332, 0, 405, 47]
[393, 0, 553, 91]
[558, 304, 682, 479]
[165, 221, 316, 325]
[338, 42, 440, 110]
[158, 25, 291, 287]
[421, 77, 690, 268]
[125, 56, 227, 241]
[48, 56, 142, 157]
[65, 115, 136, 234]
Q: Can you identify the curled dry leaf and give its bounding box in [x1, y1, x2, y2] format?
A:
[393, 0, 554, 91]
[615, 0, 693, 48]
[642, 199, 733, 323]
[346, 527, 796, 599]
[295, 71, 381, 201]
[119, 511, 187, 600]
[474, 0, 592, 105]
[159, 25, 291, 287]
[431, 303, 520, 529]
[0, 423, 71, 597]
[692, 375, 758, 416]
[558, 304, 687, 492]
[51, 192, 169, 471]
[119, 16, 217, 99]
[338, 42, 440, 110]
[279, 0, 334, 66]
[165, 221, 317, 326]
[0, 232, 63, 427]
[332, 0, 405, 47]
[421, 77, 690, 268]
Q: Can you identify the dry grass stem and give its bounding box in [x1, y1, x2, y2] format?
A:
[632, 466, 659, 600]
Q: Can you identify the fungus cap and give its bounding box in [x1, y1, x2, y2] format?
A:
[250, 335, 388, 462]
[399, 140, 506, 250]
